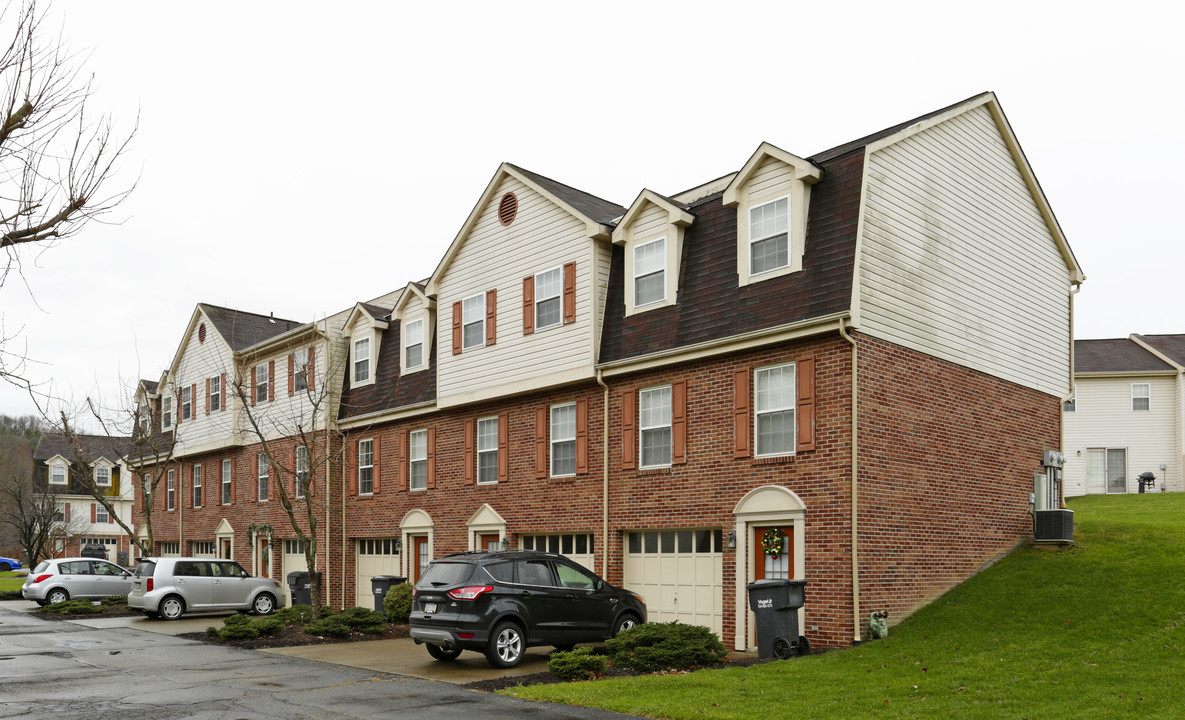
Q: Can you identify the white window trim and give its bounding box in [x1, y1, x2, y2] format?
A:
[255, 363, 270, 402]
[1063, 393, 1076, 412]
[632, 237, 667, 309]
[181, 385, 192, 421]
[352, 336, 373, 386]
[209, 375, 221, 411]
[409, 429, 427, 491]
[461, 292, 486, 351]
[162, 396, 174, 430]
[192, 464, 203, 508]
[49, 461, 68, 485]
[295, 446, 309, 499]
[221, 458, 232, 505]
[94, 463, 112, 486]
[358, 439, 374, 496]
[257, 454, 270, 502]
[294, 354, 309, 392]
[550, 402, 576, 478]
[730, 160, 814, 288]
[166, 469, 176, 511]
[534, 266, 564, 331]
[94, 503, 109, 524]
[1131, 383, 1150, 411]
[747, 194, 791, 279]
[403, 318, 425, 372]
[476, 416, 499, 485]
[638, 385, 673, 469]
[754, 362, 797, 458]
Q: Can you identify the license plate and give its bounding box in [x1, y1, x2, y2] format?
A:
[424, 602, 438, 613]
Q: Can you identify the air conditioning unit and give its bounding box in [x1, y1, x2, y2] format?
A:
[1034, 508, 1074, 543]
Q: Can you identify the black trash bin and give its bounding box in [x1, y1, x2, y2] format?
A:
[286, 571, 322, 607]
[116, 551, 128, 567]
[746, 578, 809, 659]
[370, 575, 407, 613]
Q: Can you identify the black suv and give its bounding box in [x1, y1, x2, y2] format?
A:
[408, 550, 646, 667]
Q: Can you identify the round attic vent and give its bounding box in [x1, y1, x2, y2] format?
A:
[498, 192, 518, 226]
[198, 323, 207, 344]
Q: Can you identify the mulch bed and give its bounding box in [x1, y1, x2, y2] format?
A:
[177, 622, 410, 650]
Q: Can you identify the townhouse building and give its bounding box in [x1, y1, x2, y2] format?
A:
[133, 92, 1081, 650]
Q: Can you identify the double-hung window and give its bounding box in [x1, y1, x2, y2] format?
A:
[162, 396, 173, 429]
[139, 410, 150, 435]
[95, 504, 109, 524]
[477, 417, 499, 484]
[353, 338, 370, 384]
[166, 469, 176, 510]
[404, 320, 423, 369]
[95, 466, 111, 487]
[358, 440, 374, 495]
[409, 430, 427, 491]
[755, 363, 796, 456]
[181, 385, 192, 421]
[639, 386, 672, 468]
[1132, 383, 1150, 411]
[749, 196, 789, 276]
[295, 446, 309, 498]
[221, 459, 232, 504]
[209, 375, 221, 411]
[633, 237, 666, 307]
[256, 364, 269, 402]
[192, 464, 202, 508]
[462, 293, 486, 350]
[294, 354, 309, 392]
[257, 454, 270, 502]
[50, 464, 66, 485]
[534, 268, 563, 330]
[550, 403, 576, 477]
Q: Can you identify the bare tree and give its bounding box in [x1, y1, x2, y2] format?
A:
[0, 0, 136, 389]
[0, 431, 90, 564]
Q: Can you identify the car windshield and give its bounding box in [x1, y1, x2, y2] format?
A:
[133, 560, 156, 577]
[419, 561, 474, 587]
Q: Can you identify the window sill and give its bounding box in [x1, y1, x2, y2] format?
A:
[638, 466, 672, 475]
[476, 481, 499, 487]
[753, 453, 796, 465]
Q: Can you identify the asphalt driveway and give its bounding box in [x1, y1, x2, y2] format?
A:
[0, 605, 637, 719]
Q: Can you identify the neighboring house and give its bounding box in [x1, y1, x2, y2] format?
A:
[1063, 335, 1185, 496]
[132, 91, 1081, 651]
[32, 434, 134, 562]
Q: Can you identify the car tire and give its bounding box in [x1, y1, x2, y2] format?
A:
[46, 588, 69, 605]
[0, 562, 11, 572]
[251, 593, 276, 616]
[159, 595, 185, 620]
[613, 614, 640, 637]
[485, 621, 525, 668]
[426, 644, 462, 661]
[34, 600, 47, 607]
[143, 611, 159, 619]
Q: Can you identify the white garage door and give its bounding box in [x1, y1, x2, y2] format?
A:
[281, 540, 309, 607]
[355, 538, 401, 609]
[520, 533, 596, 573]
[623, 529, 723, 638]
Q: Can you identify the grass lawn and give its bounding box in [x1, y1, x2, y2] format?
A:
[507, 494, 1185, 719]
[0, 572, 26, 593]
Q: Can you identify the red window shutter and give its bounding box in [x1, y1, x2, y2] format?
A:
[220, 372, 227, 411]
[307, 347, 316, 391]
[535, 407, 547, 479]
[397, 430, 407, 491]
[268, 360, 275, 402]
[672, 380, 687, 465]
[451, 301, 462, 355]
[205, 378, 211, 415]
[91, 503, 96, 523]
[485, 289, 497, 346]
[796, 355, 816, 452]
[733, 368, 751, 458]
[288, 353, 295, 396]
[498, 412, 509, 482]
[575, 398, 588, 474]
[108, 508, 114, 524]
[426, 427, 437, 489]
[190, 383, 197, 417]
[464, 418, 475, 484]
[563, 262, 576, 323]
[251, 367, 257, 406]
[372, 435, 381, 493]
[64, 503, 70, 522]
[522, 275, 535, 335]
[347, 439, 357, 494]
[621, 390, 637, 470]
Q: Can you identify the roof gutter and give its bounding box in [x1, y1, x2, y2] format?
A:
[596, 369, 610, 577]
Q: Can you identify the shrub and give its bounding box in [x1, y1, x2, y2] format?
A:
[302, 616, 351, 638]
[605, 622, 727, 673]
[251, 616, 285, 637]
[274, 604, 316, 625]
[39, 599, 102, 614]
[548, 647, 607, 681]
[205, 626, 220, 637]
[100, 595, 127, 606]
[384, 582, 413, 621]
[218, 622, 261, 641]
[222, 613, 252, 627]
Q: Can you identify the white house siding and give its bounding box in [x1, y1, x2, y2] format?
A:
[857, 105, 1072, 397]
[593, 240, 613, 360]
[746, 155, 796, 203]
[241, 339, 333, 445]
[171, 312, 237, 454]
[1062, 375, 1181, 495]
[630, 204, 669, 241]
[436, 175, 598, 404]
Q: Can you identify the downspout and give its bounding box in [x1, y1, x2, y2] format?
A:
[596, 369, 610, 576]
[1059, 284, 1082, 509]
[838, 317, 861, 643]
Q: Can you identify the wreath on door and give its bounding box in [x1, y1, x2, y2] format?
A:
[761, 528, 784, 558]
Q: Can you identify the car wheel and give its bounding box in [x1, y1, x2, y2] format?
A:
[0, 562, 11, 572]
[34, 600, 47, 607]
[613, 614, 640, 637]
[159, 595, 185, 620]
[46, 588, 69, 605]
[251, 593, 276, 616]
[485, 621, 525, 668]
[426, 644, 462, 661]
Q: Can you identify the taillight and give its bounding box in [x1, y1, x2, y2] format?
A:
[146, 578, 153, 592]
[411, 587, 418, 597]
[447, 585, 493, 600]
[32, 574, 52, 584]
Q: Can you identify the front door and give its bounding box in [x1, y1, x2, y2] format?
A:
[754, 527, 793, 580]
[412, 536, 429, 584]
[258, 538, 272, 579]
[1107, 449, 1127, 494]
[480, 533, 500, 552]
[219, 538, 232, 559]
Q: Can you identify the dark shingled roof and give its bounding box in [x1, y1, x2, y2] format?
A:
[34, 434, 130, 464]
[1132, 334, 1185, 368]
[511, 164, 625, 226]
[200, 303, 302, 351]
[139, 379, 159, 394]
[357, 303, 390, 321]
[338, 322, 436, 419]
[1075, 338, 1175, 373]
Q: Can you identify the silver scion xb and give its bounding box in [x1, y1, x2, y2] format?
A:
[22, 557, 134, 605]
[127, 557, 282, 620]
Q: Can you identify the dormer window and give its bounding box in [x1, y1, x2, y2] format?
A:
[634, 238, 666, 306]
[404, 320, 423, 370]
[139, 408, 150, 434]
[353, 337, 371, 384]
[95, 465, 111, 487]
[162, 396, 173, 429]
[50, 464, 67, 485]
[749, 196, 789, 276]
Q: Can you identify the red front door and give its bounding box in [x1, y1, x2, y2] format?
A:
[754, 527, 793, 580]
[412, 536, 429, 584]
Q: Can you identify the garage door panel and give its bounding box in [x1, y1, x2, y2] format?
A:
[354, 538, 400, 608]
[623, 528, 722, 639]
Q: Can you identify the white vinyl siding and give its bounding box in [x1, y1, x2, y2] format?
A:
[436, 176, 595, 405]
[857, 104, 1072, 395]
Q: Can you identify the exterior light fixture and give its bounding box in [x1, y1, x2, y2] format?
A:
[500, 536, 510, 551]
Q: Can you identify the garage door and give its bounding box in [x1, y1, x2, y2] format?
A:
[623, 529, 723, 638]
[355, 538, 401, 608]
[281, 540, 309, 607]
[520, 533, 595, 572]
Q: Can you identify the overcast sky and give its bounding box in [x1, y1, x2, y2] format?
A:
[1, 0, 1181, 426]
